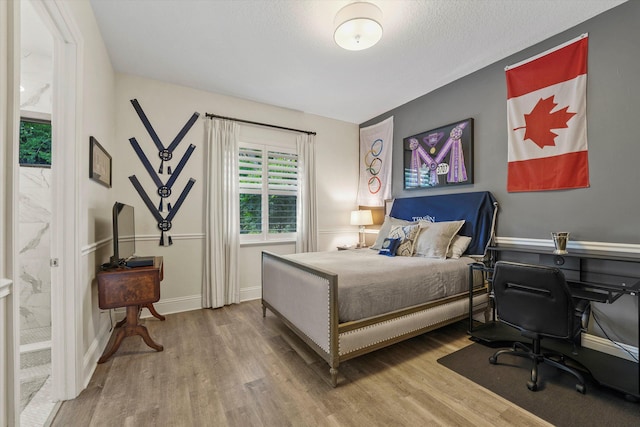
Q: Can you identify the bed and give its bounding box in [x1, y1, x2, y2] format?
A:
[261, 191, 498, 386]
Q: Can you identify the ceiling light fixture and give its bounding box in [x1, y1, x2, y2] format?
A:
[334, 2, 383, 51]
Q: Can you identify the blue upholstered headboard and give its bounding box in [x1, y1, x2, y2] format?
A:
[389, 191, 498, 256]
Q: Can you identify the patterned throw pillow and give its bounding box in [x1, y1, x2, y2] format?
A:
[371, 216, 416, 250]
[387, 224, 420, 257]
[378, 237, 401, 257]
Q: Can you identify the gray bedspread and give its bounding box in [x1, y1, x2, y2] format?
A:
[285, 249, 476, 322]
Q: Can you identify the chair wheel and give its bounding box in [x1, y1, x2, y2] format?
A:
[576, 383, 586, 394]
[527, 381, 538, 391]
[489, 356, 497, 364]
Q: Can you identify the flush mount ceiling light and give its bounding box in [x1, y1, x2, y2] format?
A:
[334, 2, 383, 51]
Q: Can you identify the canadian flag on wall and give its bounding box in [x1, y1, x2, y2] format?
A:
[506, 34, 590, 192]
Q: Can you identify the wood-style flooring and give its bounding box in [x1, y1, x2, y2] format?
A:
[51, 300, 551, 426]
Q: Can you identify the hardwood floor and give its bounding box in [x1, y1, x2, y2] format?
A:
[51, 300, 551, 426]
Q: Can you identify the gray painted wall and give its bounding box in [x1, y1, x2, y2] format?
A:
[361, 2, 639, 349]
[362, 1, 640, 244]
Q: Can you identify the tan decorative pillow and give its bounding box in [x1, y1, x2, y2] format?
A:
[414, 220, 465, 259]
[371, 216, 416, 250]
[446, 235, 472, 259]
[387, 224, 420, 257]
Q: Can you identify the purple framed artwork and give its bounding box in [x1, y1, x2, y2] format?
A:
[403, 118, 473, 189]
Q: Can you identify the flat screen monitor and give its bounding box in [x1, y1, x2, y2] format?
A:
[111, 202, 135, 266]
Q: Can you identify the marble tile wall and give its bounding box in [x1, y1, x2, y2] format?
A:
[19, 167, 52, 339]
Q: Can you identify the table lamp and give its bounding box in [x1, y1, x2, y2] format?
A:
[351, 209, 373, 248]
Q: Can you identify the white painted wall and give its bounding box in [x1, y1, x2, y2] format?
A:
[115, 73, 360, 312]
[60, 0, 117, 393]
[7, 0, 360, 402]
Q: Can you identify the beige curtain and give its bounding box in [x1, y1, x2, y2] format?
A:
[202, 118, 240, 307]
[296, 133, 317, 253]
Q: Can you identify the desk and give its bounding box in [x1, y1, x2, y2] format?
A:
[469, 245, 640, 400]
[97, 256, 165, 363]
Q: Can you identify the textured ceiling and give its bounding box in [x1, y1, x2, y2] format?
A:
[89, 0, 626, 124]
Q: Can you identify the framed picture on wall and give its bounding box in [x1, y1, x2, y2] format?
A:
[89, 136, 112, 188]
[403, 118, 473, 189]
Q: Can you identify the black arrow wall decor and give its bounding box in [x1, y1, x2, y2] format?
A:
[128, 98, 199, 246]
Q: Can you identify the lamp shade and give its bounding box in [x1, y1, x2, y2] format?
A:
[350, 209, 374, 226]
[334, 2, 383, 51]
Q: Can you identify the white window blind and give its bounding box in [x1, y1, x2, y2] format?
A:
[239, 147, 263, 193]
[268, 151, 298, 193]
[239, 144, 297, 240]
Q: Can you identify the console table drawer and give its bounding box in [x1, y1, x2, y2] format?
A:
[98, 268, 160, 309]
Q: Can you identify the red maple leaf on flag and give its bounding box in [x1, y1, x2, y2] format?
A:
[514, 96, 576, 149]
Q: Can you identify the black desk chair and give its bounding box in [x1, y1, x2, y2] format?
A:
[488, 261, 591, 393]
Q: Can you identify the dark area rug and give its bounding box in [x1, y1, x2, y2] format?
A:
[438, 342, 639, 427]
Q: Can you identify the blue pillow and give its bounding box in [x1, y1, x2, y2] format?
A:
[378, 237, 401, 257]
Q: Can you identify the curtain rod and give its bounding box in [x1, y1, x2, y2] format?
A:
[205, 112, 316, 135]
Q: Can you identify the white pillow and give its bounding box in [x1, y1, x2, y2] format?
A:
[446, 235, 472, 259]
[414, 220, 465, 259]
[371, 216, 416, 250]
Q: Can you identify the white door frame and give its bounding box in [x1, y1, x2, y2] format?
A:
[4, 2, 82, 422]
[1, 1, 20, 424]
[28, 0, 83, 401]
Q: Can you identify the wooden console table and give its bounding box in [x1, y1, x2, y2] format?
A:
[97, 256, 165, 363]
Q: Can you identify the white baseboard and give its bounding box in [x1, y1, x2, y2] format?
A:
[241, 286, 261, 302]
[139, 294, 202, 318]
[115, 290, 260, 321]
[582, 333, 639, 362]
[82, 318, 113, 389]
[137, 291, 261, 315]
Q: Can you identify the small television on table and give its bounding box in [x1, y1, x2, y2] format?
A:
[110, 202, 154, 268]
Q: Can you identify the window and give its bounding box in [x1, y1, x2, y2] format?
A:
[239, 143, 297, 242]
[19, 118, 52, 166]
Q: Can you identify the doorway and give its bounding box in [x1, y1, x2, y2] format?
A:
[19, 1, 55, 424]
